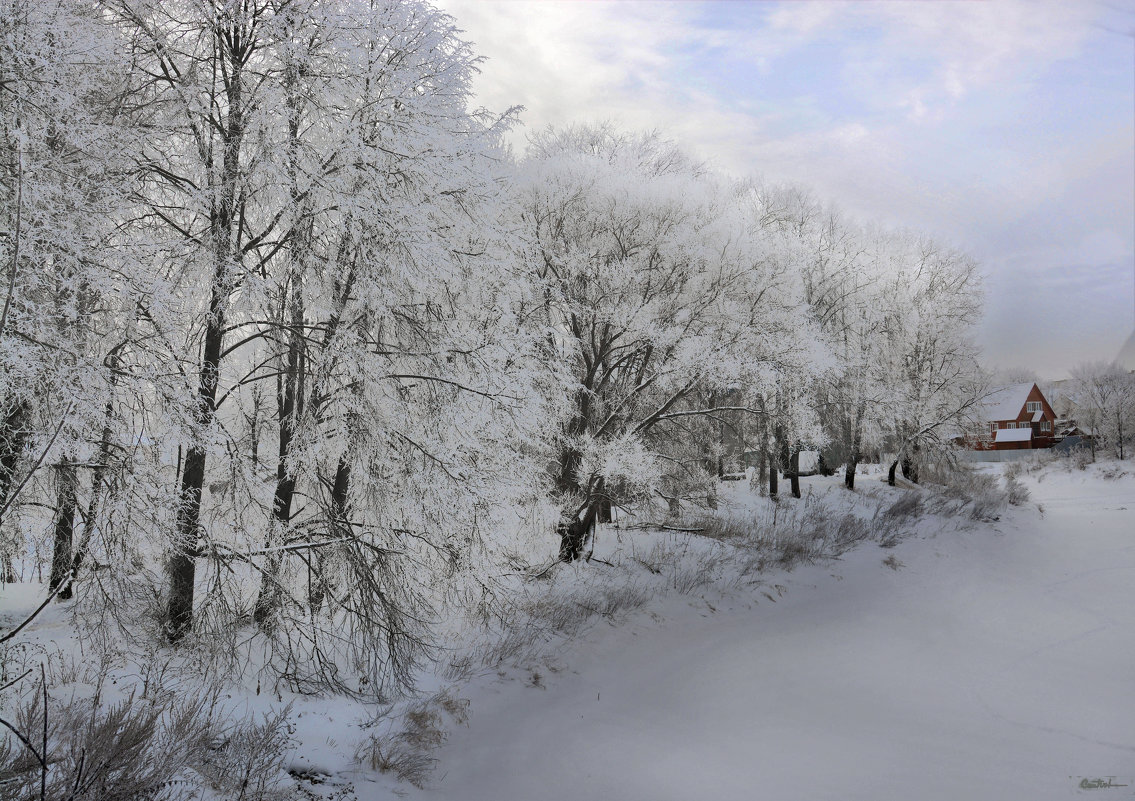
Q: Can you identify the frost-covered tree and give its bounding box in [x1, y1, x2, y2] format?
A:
[874, 235, 984, 484]
[90, 0, 549, 691]
[749, 186, 877, 492]
[102, 0, 295, 642]
[0, 0, 140, 595]
[240, 0, 547, 691]
[518, 126, 802, 559]
[1071, 361, 1134, 461]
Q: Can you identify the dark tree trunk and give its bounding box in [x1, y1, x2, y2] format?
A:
[167, 444, 207, 641]
[844, 456, 858, 490]
[595, 477, 612, 523]
[165, 28, 248, 643]
[757, 422, 769, 496]
[888, 459, 899, 487]
[0, 400, 28, 582]
[254, 282, 305, 627]
[165, 200, 233, 641]
[768, 455, 778, 497]
[901, 442, 920, 484]
[597, 497, 613, 523]
[0, 399, 30, 521]
[49, 461, 77, 600]
[789, 449, 801, 499]
[73, 396, 116, 591]
[559, 500, 599, 562]
[310, 454, 350, 611]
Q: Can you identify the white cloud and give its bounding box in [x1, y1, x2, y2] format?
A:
[435, 0, 1133, 376]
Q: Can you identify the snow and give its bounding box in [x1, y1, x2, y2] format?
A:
[5, 463, 1133, 800]
[994, 427, 1032, 443]
[409, 465, 1135, 801]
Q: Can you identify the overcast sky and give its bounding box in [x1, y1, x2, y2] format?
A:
[435, 0, 1135, 379]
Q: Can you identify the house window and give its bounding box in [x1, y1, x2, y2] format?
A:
[989, 422, 997, 436]
[1006, 422, 1016, 429]
[1026, 401, 1042, 412]
[1041, 420, 1051, 432]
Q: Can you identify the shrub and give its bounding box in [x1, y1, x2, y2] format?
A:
[0, 671, 296, 801]
[1003, 472, 1030, 506]
[0, 683, 216, 801]
[199, 706, 294, 801]
[921, 461, 1007, 521]
[354, 688, 469, 789]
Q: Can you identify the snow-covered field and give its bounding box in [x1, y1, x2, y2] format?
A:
[410, 463, 1135, 801]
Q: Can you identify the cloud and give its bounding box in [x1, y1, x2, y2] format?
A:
[435, 0, 1134, 376]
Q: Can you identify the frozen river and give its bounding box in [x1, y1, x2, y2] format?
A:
[413, 468, 1135, 801]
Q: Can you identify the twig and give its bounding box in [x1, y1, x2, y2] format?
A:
[208, 536, 355, 561]
[0, 715, 44, 770]
[0, 575, 72, 645]
[0, 667, 32, 693]
[530, 560, 560, 580]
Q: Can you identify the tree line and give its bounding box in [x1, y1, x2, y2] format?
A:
[1, 0, 986, 695]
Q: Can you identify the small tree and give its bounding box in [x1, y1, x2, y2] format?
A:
[1071, 361, 1135, 461]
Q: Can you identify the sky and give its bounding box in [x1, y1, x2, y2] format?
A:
[434, 0, 1135, 379]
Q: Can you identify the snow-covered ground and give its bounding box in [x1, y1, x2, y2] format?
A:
[3, 461, 1133, 800]
[410, 464, 1135, 801]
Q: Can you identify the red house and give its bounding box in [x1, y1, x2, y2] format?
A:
[971, 382, 1057, 451]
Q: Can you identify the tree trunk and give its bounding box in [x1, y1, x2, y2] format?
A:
[165, 198, 232, 642]
[769, 422, 785, 498]
[888, 459, 899, 486]
[595, 477, 612, 523]
[0, 399, 30, 522]
[559, 500, 599, 562]
[844, 405, 864, 489]
[310, 454, 350, 612]
[757, 425, 768, 496]
[254, 283, 305, 627]
[901, 442, 920, 484]
[49, 461, 77, 601]
[167, 444, 207, 641]
[73, 394, 117, 591]
[789, 448, 801, 498]
[165, 27, 247, 643]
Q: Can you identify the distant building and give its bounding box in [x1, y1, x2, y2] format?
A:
[969, 382, 1058, 451]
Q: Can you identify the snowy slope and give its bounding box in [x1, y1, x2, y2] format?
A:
[412, 466, 1135, 801]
